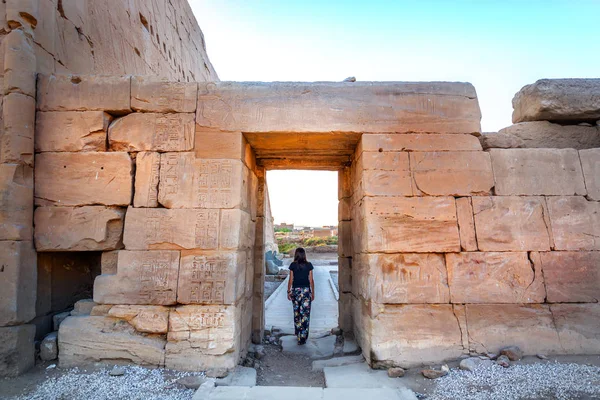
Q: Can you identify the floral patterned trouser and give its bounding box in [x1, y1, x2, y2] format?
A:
[291, 287, 312, 343]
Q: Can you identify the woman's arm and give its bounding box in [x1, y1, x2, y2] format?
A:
[287, 270, 294, 301]
[309, 270, 315, 301]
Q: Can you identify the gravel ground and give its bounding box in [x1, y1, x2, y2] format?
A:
[426, 362, 600, 400]
[3, 365, 200, 400]
[256, 343, 325, 387]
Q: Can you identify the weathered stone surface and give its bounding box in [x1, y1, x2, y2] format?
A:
[550, 304, 600, 354]
[58, 316, 166, 368]
[0, 241, 36, 326]
[34, 206, 125, 251]
[3, 30, 36, 97]
[354, 152, 412, 198]
[579, 149, 600, 201]
[177, 251, 246, 305]
[197, 82, 481, 134]
[0, 325, 35, 377]
[35, 111, 112, 152]
[53, 312, 71, 331]
[456, 197, 477, 251]
[354, 253, 449, 304]
[472, 196, 551, 251]
[359, 197, 460, 253]
[338, 221, 353, 258]
[35, 152, 133, 206]
[546, 196, 600, 251]
[446, 252, 545, 303]
[134, 152, 160, 208]
[338, 257, 352, 293]
[512, 79, 600, 123]
[94, 250, 180, 305]
[481, 122, 600, 150]
[410, 152, 493, 196]
[194, 130, 245, 160]
[539, 251, 600, 303]
[359, 134, 482, 153]
[108, 305, 170, 334]
[72, 299, 97, 316]
[108, 113, 195, 152]
[490, 149, 586, 196]
[40, 332, 58, 361]
[37, 75, 131, 113]
[100, 251, 119, 275]
[131, 76, 197, 112]
[370, 305, 464, 367]
[158, 153, 244, 209]
[2, 93, 35, 166]
[219, 210, 255, 251]
[0, 164, 33, 241]
[466, 305, 562, 355]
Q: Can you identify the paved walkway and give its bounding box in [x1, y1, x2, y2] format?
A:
[265, 265, 339, 337]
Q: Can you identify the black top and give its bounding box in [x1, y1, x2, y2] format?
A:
[289, 262, 314, 288]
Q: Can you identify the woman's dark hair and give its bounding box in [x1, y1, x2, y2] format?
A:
[294, 247, 308, 264]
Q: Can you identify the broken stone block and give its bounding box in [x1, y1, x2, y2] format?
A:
[456, 197, 477, 251]
[579, 149, 600, 201]
[359, 133, 482, 152]
[466, 304, 562, 356]
[0, 163, 33, 241]
[34, 206, 125, 251]
[0, 325, 35, 377]
[35, 152, 133, 206]
[540, 251, 600, 303]
[58, 316, 166, 368]
[133, 152, 160, 208]
[107, 305, 169, 334]
[354, 253, 449, 304]
[0, 241, 36, 326]
[131, 76, 197, 112]
[37, 74, 131, 114]
[550, 304, 600, 354]
[359, 196, 460, 253]
[546, 196, 600, 251]
[40, 331, 58, 361]
[410, 152, 494, 196]
[108, 113, 195, 152]
[177, 251, 247, 305]
[100, 251, 119, 275]
[71, 299, 97, 316]
[472, 196, 551, 251]
[512, 79, 600, 123]
[94, 250, 180, 305]
[446, 252, 545, 303]
[35, 111, 111, 152]
[158, 153, 245, 209]
[2, 92, 35, 166]
[490, 149, 586, 196]
[53, 312, 71, 331]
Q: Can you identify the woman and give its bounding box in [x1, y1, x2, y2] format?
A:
[287, 247, 315, 345]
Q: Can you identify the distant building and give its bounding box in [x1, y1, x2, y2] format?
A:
[275, 222, 294, 231]
[312, 226, 338, 238]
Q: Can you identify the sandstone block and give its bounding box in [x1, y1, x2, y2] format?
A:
[490, 149, 586, 196]
[72, 299, 97, 316]
[546, 196, 600, 251]
[100, 251, 119, 275]
[2, 92, 35, 166]
[357, 151, 410, 171]
[338, 168, 352, 200]
[512, 79, 600, 123]
[93, 250, 180, 305]
[177, 251, 247, 305]
[456, 197, 477, 251]
[540, 251, 600, 303]
[359, 197, 460, 253]
[370, 305, 464, 367]
[466, 305, 562, 355]
[107, 305, 170, 334]
[446, 252, 545, 303]
[410, 152, 494, 196]
[0, 164, 33, 241]
[481, 121, 600, 150]
[37, 75, 131, 114]
[579, 149, 600, 201]
[338, 221, 353, 258]
[338, 197, 352, 222]
[472, 196, 551, 251]
[35, 111, 112, 152]
[0, 241, 36, 326]
[134, 152, 160, 208]
[355, 253, 450, 304]
[40, 332, 58, 361]
[194, 130, 245, 160]
[34, 206, 125, 251]
[0, 325, 35, 377]
[108, 113, 195, 152]
[338, 257, 352, 293]
[354, 152, 412, 198]
[360, 133, 482, 153]
[158, 153, 244, 209]
[220, 209, 254, 250]
[197, 82, 481, 134]
[58, 316, 166, 368]
[131, 76, 197, 112]
[550, 304, 600, 354]
[3, 30, 36, 97]
[35, 152, 133, 206]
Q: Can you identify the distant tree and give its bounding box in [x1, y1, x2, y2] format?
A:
[275, 227, 292, 233]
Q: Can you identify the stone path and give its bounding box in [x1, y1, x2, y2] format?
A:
[193, 386, 417, 400]
[265, 265, 338, 337]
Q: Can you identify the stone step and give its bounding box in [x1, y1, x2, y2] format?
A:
[193, 386, 417, 400]
[312, 355, 364, 371]
[324, 363, 413, 391]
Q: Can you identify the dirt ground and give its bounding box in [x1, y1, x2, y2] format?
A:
[255, 343, 325, 387]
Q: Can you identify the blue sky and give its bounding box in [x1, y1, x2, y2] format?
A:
[189, 0, 599, 226]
